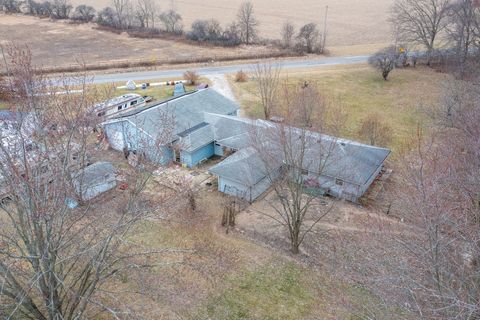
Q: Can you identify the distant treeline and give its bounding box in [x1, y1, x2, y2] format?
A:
[0, 0, 327, 53]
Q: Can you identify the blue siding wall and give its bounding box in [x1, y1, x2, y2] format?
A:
[104, 121, 173, 165]
[214, 143, 224, 156]
[219, 177, 251, 201]
[181, 143, 215, 168]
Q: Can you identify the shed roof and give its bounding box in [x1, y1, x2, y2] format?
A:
[74, 162, 116, 187]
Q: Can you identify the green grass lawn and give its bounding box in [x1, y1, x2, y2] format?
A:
[229, 65, 449, 157]
[199, 261, 314, 320]
[101, 77, 211, 104]
[113, 83, 196, 102]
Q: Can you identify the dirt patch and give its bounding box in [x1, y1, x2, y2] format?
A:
[205, 74, 236, 101]
[233, 189, 407, 262]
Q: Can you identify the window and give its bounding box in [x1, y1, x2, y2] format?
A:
[335, 178, 344, 186]
[98, 111, 106, 117]
[131, 100, 137, 106]
[117, 105, 123, 111]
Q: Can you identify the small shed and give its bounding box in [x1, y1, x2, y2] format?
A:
[73, 162, 117, 201]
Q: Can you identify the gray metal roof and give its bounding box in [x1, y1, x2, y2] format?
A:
[203, 113, 253, 140]
[209, 117, 390, 187]
[209, 147, 278, 186]
[105, 89, 240, 143]
[281, 128, 390, 185]
[74, 162, 116, 187]
[216, 132, 251, 150]
[179, 123, 214, 153]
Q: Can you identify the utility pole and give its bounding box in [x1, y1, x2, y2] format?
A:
[322, 5, 329, 53]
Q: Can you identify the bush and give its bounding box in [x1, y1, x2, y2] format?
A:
[368, 46, 398, 81]
[159, 10, 183, 34]
[357, 113, 392, 147]
[72, 5, 96, 23]
[235, 70, 248, 82]
[187, 19, 222, 42]
[295, 23, 323, 54]
[97, 7, 117, 28]
[0, 0, 22, 13]
[0, 75, 12, 101]
[183, 70, 200, 85]
[186, 19, 242, 47]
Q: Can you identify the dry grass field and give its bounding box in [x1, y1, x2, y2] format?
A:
[228, 64, 450, 156]
[73, 0, 394, 47]
[0, 15, 281, 72]
[0, 0, 394, 71]
[78, 154, 405, 319]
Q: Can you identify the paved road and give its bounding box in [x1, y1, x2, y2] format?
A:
[84, 55, 370, 85]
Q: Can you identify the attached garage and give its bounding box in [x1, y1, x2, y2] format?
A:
[209, 147, 281, 203]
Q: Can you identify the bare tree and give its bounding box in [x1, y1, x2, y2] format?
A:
[436, 77, 480, 126]
[183, 70, 199, 85]
[159, 9, 183, 34]
[0, 45, 181, 319]
[368, 46, 398, 80]
[253, 62, 281, 120]
[296, 23, 323, 53]
[446, 0, 480, 63]
[357, 113, 393, 147]
[50, 0, 73, 19]
[112, 0, 134, 29]
[237, 1, 259, 45]
[223, 21, 242, 46]
[249, 85, 337, 254]
[344, 76, 480, 319]
[0, 73, 10, 101]
[135, 0, 158, 29]
[391, 0, 450, 65]
[281, 21, 295, 49]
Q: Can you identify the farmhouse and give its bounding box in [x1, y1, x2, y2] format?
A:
[101, 89, 239, 167]
[101, 89, 389, 203]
